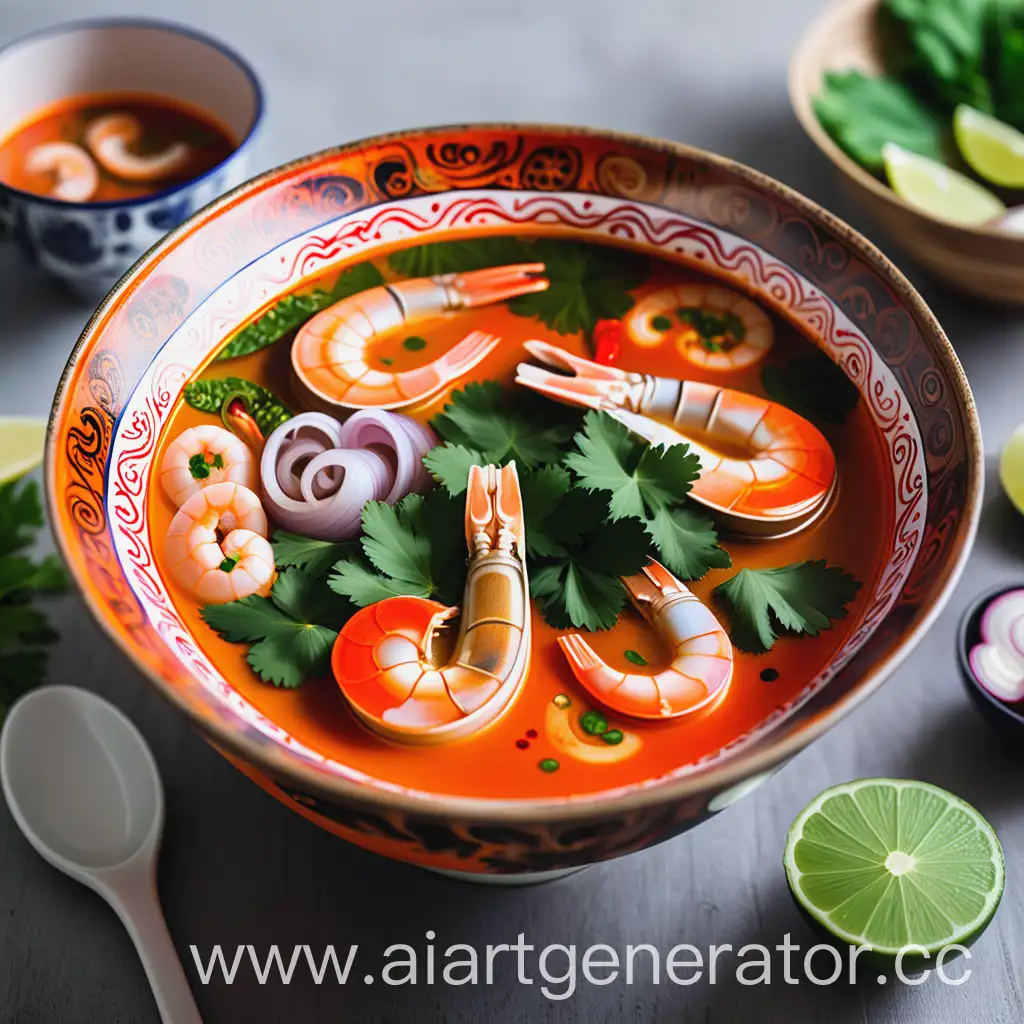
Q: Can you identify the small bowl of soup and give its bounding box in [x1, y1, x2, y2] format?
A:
[0, 18, 261, 297]
[46, 125, 982, 881]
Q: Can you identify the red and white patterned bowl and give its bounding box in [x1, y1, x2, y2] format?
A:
[46, 125, 982, 877]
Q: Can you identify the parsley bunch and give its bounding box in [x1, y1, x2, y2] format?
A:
[0, 478, 67, 718]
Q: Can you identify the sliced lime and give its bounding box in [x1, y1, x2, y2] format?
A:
[882, 142, 1005, 226]
[954, 104, 1024, 188]
[785, 779, 1004, 960]
[999, 423, 1024, 514]
[0, 416, 47, 484]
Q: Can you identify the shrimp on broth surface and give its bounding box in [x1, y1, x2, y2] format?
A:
[332, 462, 531, 745]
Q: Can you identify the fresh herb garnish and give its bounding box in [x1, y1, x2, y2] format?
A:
[623, 649, 648, 666]
[564, 411, 731, 580]
[426, 381, 580, 490]
[713, 560, 862, 654]
[183, 377, 292, 436]
[189, 453, 210, 480]
[201, 567, 352, 688]
[580, 709, 609, 735]
[0, 478, 68, 718]
[388, 237, 532, 277]
[814, 70, 945, 170]
[272, 531, 356, 578]
[508, 238, 649, 335]
[218, 556, 238, 573]
[216, 262, 384, 361]
[678, 307, 746, 349]
[761, 351, 859, 425]
[601, 729, 624, 745]
[987, 3, 1024, 129]
[403, 336, 427, 352]
[329, 490, 467, 608]
[212, 453, 224, 470]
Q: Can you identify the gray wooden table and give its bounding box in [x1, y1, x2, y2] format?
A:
[1, 0, 1022, 1020]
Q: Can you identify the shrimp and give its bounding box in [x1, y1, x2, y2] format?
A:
[515, 341, 837, 537]
[558, 559, 733, 720]
[332, 462, 530, 745]
[624, 283, 774, 370]
[24, 142, 98, 202]
[85, 113, 190, 182]
[160, 424, 256, 507]
[164, 482, 274, 603]
[291, 264, 549, 411]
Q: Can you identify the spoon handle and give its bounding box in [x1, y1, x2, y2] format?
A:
[116, 889, 203, 1024]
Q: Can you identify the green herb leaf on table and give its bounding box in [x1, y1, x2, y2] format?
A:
[713, 560, 862, 655]
[183, 377, 292, 436]
[329, 490, 467, 609]
[388, 237, 533, 277]
[201, 567, 352, 688]
[883, 0, 992, 114]
[813, 71, 945, 171]
[429, 381, 579, 481]
[216, 262, 384, 360]
[508, 238, 650, 335]
[0, 478, 68, 718]
[761, 351, 859, 425]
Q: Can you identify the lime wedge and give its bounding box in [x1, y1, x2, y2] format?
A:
[999, 423, 1024, 513]
[954, 104, 1024, 188]
[0, 416, 47, 484]
[882, 142, 1006, 226]
[785, 779, 1004, 962]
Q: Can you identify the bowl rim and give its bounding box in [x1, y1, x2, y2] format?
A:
[0, 16, 264, 211]
[787, 0, 1018, 243]
[46, 121, 985, 823]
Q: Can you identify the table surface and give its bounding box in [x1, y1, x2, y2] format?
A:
[1, 0, 1023, 1021]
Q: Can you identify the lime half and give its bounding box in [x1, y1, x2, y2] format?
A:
[785, 779, 1004, 961]
[0, 416, 47, 484]
[999, 423, 1024, 514]
[954, 104, 1024, 188]
[882, 142, 1005, 226]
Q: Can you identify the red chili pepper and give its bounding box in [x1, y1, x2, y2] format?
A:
[593, 319, 623, 365]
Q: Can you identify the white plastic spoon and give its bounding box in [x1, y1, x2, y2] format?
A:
[0, 686, 202, 1024]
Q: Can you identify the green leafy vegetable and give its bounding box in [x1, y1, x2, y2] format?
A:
[216, 262, 384, 360]
[883, 0, 992, 113]
[271, 531, 356, 578]
[428, 381, 579, 481]
[761, 351, 860, 425]
[564, 411, 730, 580]
[218, 556, 238, 573]
[201, 567, 352, 688]
[0, 478, 67, 718]
[508, 238, 650, 335]
[678, 307, 746, 350]
[814, 70, 945, 170]
[188, 453, 210, 480]
[623, 649, 648, 666]
[329, 490, 466, 608]
[986, 3, 1024, 129]
[388, 237, 532, 277]
[713, 560, 862, 654]
[183, 377, 292, 436]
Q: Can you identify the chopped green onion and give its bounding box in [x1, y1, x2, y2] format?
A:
[219, 556, 239, 573]
[403, 336, 427, 351]
[538, 758, 560, 773]
[188, 453, 211, 480]
[624, 649, 648, 666]
[601, 730, 624, 746]
[580, 709, 608, 735]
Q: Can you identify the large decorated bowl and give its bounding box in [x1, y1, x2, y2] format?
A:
[47, 125, 981, 879]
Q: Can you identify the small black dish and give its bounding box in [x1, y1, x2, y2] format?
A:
[957, 583, 1024, 741]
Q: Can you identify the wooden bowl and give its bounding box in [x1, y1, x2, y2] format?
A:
[46, 124, 983, 879]
[789, 0, 1024, 303]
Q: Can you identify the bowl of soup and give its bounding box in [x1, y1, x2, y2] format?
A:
[46, 125, 982, 879]
[0, 18, 261, 297]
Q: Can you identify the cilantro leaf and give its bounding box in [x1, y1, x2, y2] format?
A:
[520, 464, 573, 558]
[813, 71, 945, 171]
[508, 238, 649, 335]
[647, 506, 732, 580]
[201, 567, 352, 688]
[422, 443, 486, 495]
[389, 237, 532, 277]
[761, 351, 859, 425]
[271, 531, 356, 578]
[713, 560, 862, 654]
[0, 478, 68, 717]
[564, 411, 700, 520]
[430, 381, 579, 469]
[329, 490, 466, 608]
[216, 262, 384, 360]
[183, 377, 292, 436]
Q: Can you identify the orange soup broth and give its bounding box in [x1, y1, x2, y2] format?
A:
[0, 93, 236, 201]
[148, 251, 895, 799]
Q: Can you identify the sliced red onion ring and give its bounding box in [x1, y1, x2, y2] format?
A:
[971, 589, 1024, 702]
[338, 410, 439, 503]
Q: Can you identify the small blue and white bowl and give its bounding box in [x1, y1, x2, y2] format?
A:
[0, 19, 262, 299]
